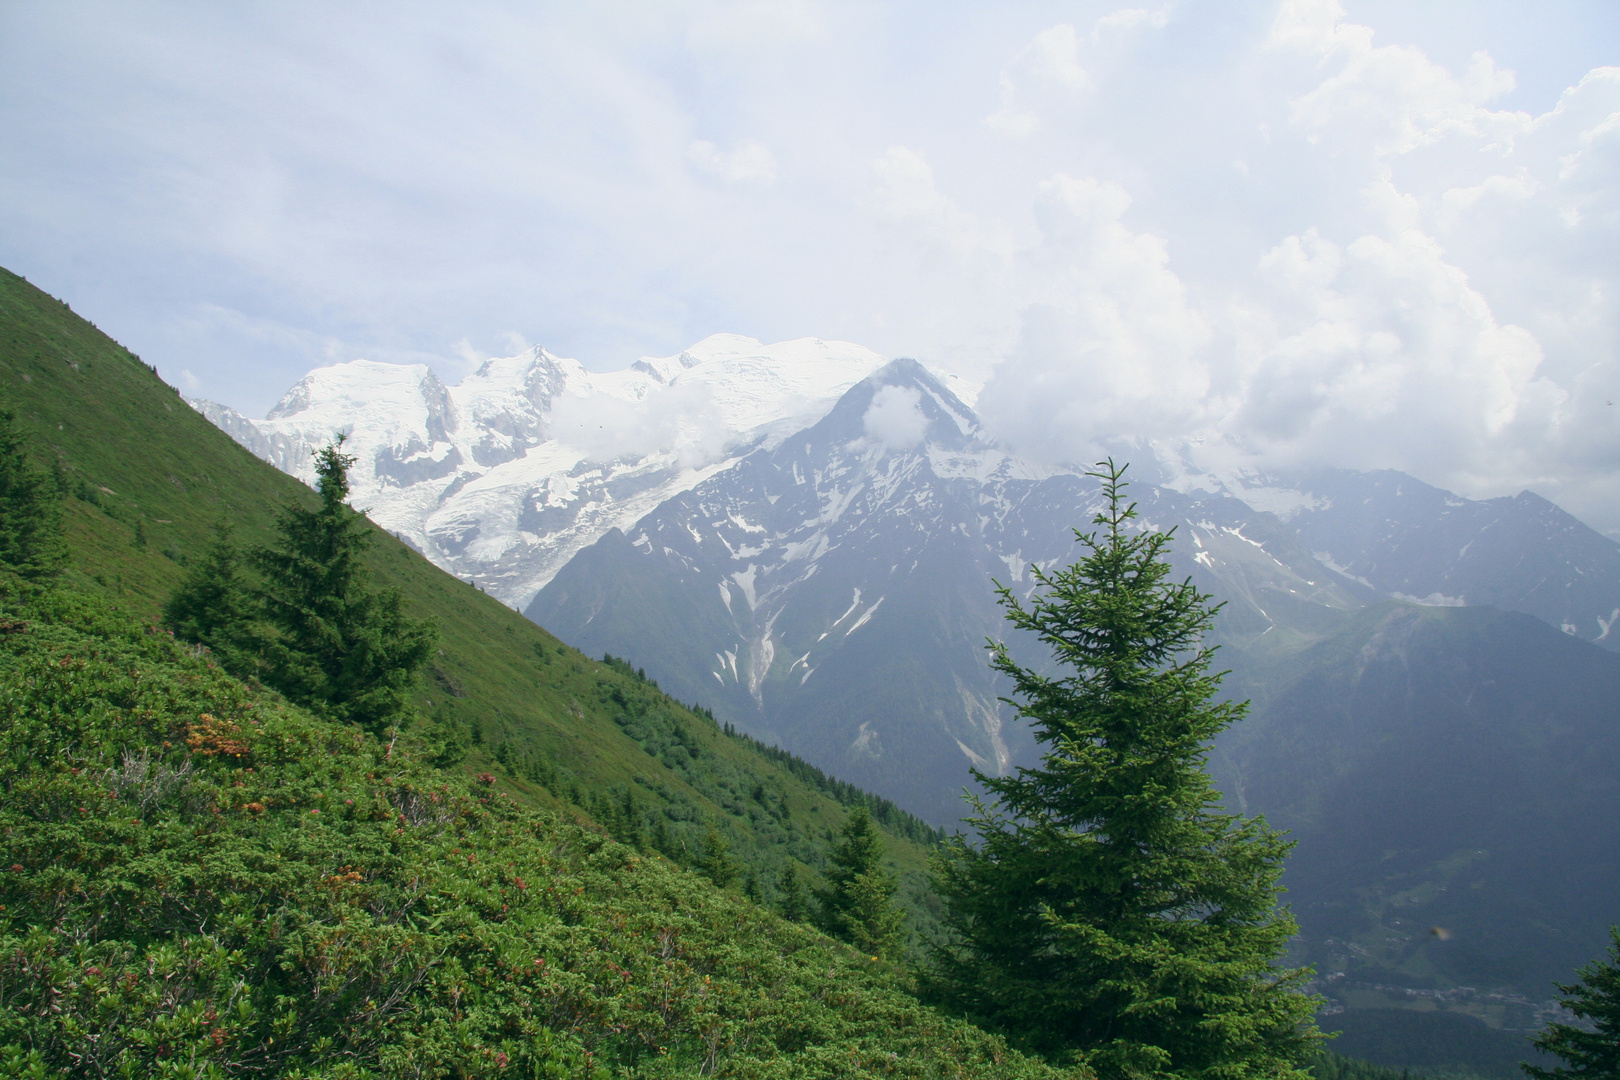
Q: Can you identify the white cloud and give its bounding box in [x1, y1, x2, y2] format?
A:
[977, 175, 1210, 464]
[547, 379, 731, 470]
[984, 11, 1166, 138]
[861, 383, 928, 452]
[985, 24, 1088, 138]
[3, 1, 1616, 531]
[871, 146, 998, 261]
[688, 138, 779, 184]
[1226, 203, 1561, 474]
[1271, 0, 1528, 155]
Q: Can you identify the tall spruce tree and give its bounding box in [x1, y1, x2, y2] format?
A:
[0, 404, 68, 583]
[1525, 927, 1620, 1080]
[817, 806, 905, 959]
[253, 438, 434, 736]
[928, 460, 1317, 1078]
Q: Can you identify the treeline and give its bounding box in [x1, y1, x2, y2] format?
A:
[1310, 1051, 1439, 1080]
[720, 722, 947, 846]
[601, 653, 946, 847]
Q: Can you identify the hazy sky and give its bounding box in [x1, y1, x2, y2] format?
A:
[2, 1, 1617, 530]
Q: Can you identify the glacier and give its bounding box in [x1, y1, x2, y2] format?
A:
[190, 334, 889, 609]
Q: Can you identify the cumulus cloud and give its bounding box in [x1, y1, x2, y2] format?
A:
[1228, 206, 1562, 476]
[861, 384, 928, 452]
[871, 147, 999, 262]
[976, 175, 1210, 463]
[547, 380, 731, 469]
[960, 4, 1617, 531]
[984, 24, 1088, 138]
[984, 10, 1167, 138]
[3, 2, 1615, 531]
[688, 138, 779, 184]
[1271, 0, 1528, 155]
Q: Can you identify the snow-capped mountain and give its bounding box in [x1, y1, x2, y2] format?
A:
[526, 357, 1620, 821]
[527, 359, 1378, 820]
[191, 334, 895, 608]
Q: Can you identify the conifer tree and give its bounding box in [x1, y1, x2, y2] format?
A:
[1525, 927, 1620, 1080]
[928, 460, 1317, 1077]
[253, 438, 435, 736]
[817, 806, 905, 959]
[0, 404, 68, 583]
[777, 863, 809, 923]
[697, 820, 741, 889]
[162, 520, 257, 670]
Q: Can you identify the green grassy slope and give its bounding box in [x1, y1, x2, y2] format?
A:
[0, 577, 1075, 1078]
[0, 265, 943, 942]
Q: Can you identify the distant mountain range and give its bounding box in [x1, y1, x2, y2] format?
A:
[193, 335, 979, 609]
[199, 343, 1620, 1009]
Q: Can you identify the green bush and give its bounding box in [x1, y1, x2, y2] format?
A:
[0, 577, 1078, 1079]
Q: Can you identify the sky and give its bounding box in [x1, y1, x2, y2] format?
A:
[2, 0, 1617, 532]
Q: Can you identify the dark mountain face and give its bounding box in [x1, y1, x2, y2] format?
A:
[1283, 469, 1620, 651]
[529, 358, 1620, 999]
[1213, 602, 1620, 997]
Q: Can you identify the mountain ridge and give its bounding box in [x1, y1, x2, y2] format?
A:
[191, 334, 897, 608]
[197, 344, 1620, 656]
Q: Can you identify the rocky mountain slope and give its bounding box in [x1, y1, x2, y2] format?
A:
[528, 359, 1374, 821]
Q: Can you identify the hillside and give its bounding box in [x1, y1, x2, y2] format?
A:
[0, 576, 1073, 1077]
[0, 265, 945, 944]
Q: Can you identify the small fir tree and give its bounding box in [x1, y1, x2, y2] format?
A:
[162, 520, 257, 670]
[1524, 927, 1620, 1080]
[928, 460, 1318, 1077]
[697, 820, 741, 889]
[817, 806, 905, 959]
[253, 438, 435, 736]
[0, 404, 68, 583]
[777, 863, 809, 923]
